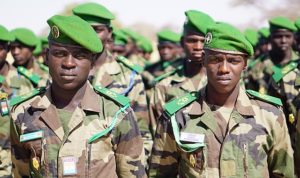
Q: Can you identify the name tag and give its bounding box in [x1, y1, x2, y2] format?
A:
[180, 132, 205, 143]
[62, 156, 77, 175]
[20, 130, 43, 142]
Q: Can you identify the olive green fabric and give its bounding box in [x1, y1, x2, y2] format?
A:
[204, 22, 254, 56]
[244, 28, 259, 47]
[57, 109, 73, 133]
[258, 27, 270, 39]
[0, 25, 15, 42]
[11, 28, 38, 47]
[269, 16, 297, 32]
[184, 10, 214, 34]
[47, 15, 103, 53]
[295, 18, 300, 31]
[157, 29, 181, 43]
[40, 36, 49, 48]
[72, 2, 115, 25]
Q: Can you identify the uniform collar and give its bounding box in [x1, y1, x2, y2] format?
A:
[187, 86, 255, 116]
[30, 82, 101, 113]
[102, 50, 121, 75]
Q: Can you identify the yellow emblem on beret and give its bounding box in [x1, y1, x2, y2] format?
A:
[51, 26, 60, 39]
[205, 32, 212, 44]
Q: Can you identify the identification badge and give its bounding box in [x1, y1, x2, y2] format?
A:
[180, 132, 205, 143]
[20, 130, 43, 142]
[62, 156, 77, 175]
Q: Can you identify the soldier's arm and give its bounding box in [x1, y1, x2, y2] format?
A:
[295, 109, 300, 177]
[268, 111, 295, 178]
[113, 108, 147, 178]
[149, 114, 179, 178]
[10, 114, 30, 177]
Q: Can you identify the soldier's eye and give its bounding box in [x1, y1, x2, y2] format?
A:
[50, 50, 68, 58]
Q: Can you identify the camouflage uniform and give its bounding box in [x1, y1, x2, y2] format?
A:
[296, 108, 300, 177]
[91, 50, 152, 166]
[10, 83, 146, 177]
[149, 65, 207, 131]
[0, 114, 11, 178]
[149, 86, 294, 178]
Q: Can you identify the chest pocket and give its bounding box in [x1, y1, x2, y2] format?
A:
[179, 146, 207, 177]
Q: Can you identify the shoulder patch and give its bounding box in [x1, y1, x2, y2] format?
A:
[94, 85, 130, 107]
[151, 65, 183, 86]
[246, 89, 282, 106]
[0, 92, 9, 116]
[0, 74, 5, 84]
[164, 92, 198, 116]
[17, 66, 41, 85]
[272, 62, 298, 83]
[9, 87, 45, 107]
[116, 56, 144, 74]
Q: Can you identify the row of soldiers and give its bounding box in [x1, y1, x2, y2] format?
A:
[0, 2, 300, 177]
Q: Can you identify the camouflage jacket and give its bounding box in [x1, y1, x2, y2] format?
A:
[92, 51, 151, 138]
[0, 62, 34, 98]
[149, 86, 294, 178]
[149, 66, 207, 131]
[10, 83, 146, 178]
[0, 114, 12, 177]
[296, 108, 300, 177]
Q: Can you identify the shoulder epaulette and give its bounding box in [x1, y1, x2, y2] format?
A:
[164, 92, 198, 117]
[9, 87, 45, 107]
[38, 62, 49, 72]
[0, 75, 5, 84]
[94, 85, 130, 107]
[150, 65, 183, 87]
[17, 66, 41, 85]
[272, 61, 298, 83]
[116, 56, 144, 74]
[246, 89, 282, 106]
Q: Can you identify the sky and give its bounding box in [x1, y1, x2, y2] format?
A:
[0, 0, 282, 35]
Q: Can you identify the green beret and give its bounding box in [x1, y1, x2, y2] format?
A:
[157, 29, 181, 43]
[33, 38, 42, 55]
[295, 18, 300, 31]
[244, 28, 259, 47]
[72, 3, 115, 25]
[137, 36, 153, 53]
[258, 27, 270, 39]
[0, 25, 15, 42]
[204, 22, 254, 56]
[269, 16, 297, 32]
[47, 15, 102, 53]
[113, 29, 128, 46]
[11, 28, 38, 47]
[184, 10, 214, 34]
[40, 37, 48, 48]
[120, 28, 140, 42]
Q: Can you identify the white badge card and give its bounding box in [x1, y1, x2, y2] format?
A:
[62, 156, 77, 176]
[180, 132, 205, 143]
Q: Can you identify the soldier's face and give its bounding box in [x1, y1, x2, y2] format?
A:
[47, 43, 95, 91]
[157, 43, 177, 61]
[182, 32, 205, 62]
[112, 45, 126, 58]
[10, 41, 33, 66]
[204, 50, 247, 94]
[92, 25, 112, 47]
[270, 29, 294, 52]
[0, 41, 9, 65]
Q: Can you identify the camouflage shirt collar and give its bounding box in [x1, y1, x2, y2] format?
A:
[187, 86, 255, 116]
[30, 82, 101, 113]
